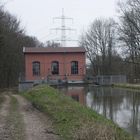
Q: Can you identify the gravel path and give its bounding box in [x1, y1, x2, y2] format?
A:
[0, 94, 10, 140]
[14, 95, 59, 140]
[0, 92, 59, 140]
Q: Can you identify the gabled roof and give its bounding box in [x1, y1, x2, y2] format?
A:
[23, 47, 86, 53]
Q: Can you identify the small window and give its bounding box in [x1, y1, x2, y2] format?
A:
[32, 61, 40, 76]
[51, 61, 59, 75]
[71, 61, 78, 74]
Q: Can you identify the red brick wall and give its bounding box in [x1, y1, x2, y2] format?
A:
[25, 52, 86, 81]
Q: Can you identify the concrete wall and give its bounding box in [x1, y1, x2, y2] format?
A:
[18, 81, 34, 92]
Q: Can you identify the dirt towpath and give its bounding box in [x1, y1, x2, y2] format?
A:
[0, 94, 10, 139]
[0, 92, 59, 140]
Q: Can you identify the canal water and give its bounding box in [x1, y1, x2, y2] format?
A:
[58, 85, 140, 139]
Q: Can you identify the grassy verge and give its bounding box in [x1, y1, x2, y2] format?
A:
[23, 85, 134, 140]
[114, 83, 140, 91]
[5, 96, 25, 140]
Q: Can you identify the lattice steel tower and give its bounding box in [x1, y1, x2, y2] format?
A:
[52, 9, 76, 47]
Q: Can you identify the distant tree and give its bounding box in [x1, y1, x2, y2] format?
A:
[80, 18, 118, 75]
[0, 7, 43, 88]
[44, 41, 61, 48]
[118, 0, 140, 82]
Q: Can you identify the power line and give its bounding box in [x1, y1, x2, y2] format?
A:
[51, 8, 77, 47]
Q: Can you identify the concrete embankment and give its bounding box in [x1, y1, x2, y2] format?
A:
[114, 83, 140, 91]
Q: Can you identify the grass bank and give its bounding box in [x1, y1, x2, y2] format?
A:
[114, 83, 140, 91]
[23, 85, 134, 140]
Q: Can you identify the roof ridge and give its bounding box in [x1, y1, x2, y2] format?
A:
[24, 47, 86, 53]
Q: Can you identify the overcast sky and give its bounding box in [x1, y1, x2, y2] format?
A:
[4, 0, 119, 46]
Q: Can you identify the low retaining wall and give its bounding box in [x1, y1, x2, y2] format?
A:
[18, 81, 34, 92]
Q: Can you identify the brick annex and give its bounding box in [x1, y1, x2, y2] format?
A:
[23, 47, 86, 84]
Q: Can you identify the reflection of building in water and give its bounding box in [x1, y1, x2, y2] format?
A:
[64, 86, 86, 105]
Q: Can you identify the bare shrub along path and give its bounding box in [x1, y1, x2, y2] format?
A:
[0, 91, 59, 140]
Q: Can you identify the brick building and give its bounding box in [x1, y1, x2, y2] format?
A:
[23, 47, 86, 84]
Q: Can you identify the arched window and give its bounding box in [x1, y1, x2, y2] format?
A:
[32, 61, 40, 76]
[71, 61, 78, 74]
[51, 61, 59, 75]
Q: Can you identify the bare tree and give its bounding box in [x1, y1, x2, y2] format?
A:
[118, 0, 140, 53]
[44, 41, 61, 48]
[0, 7, 43, 88]
[80, 18, 117, 75]
[118, 0, 140, 82]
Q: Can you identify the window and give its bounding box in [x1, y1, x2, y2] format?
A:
[71, 61, 78, 74]
[32, 61, 40, 76]
[51, 61, 59, 75]
[71, 95, 79, 102]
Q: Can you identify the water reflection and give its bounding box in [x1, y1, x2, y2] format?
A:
[58, 86, 140, 139]
[59, 86, 86, 105]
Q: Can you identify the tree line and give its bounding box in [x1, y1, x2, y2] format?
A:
[0, 5, 43, 88]
[80, 0, 140, 83]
